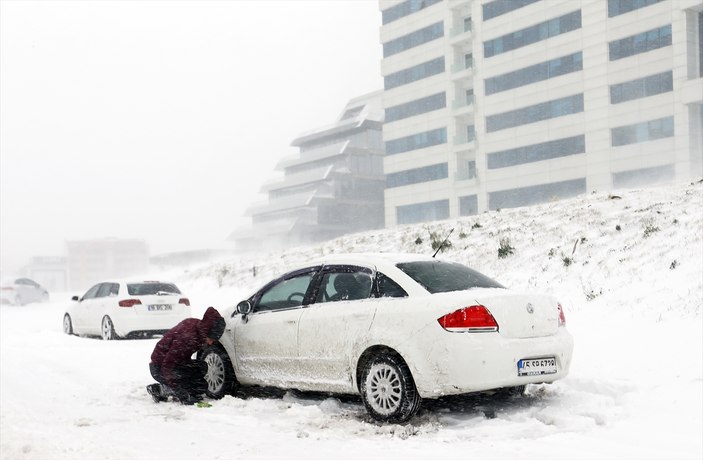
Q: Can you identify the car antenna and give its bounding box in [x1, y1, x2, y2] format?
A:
[432, 228, 454, 258]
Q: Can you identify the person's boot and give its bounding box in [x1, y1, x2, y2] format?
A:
[146, 384, 167, 403]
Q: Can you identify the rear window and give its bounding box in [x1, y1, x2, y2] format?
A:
[396, 261, 505, 294]
[127, 283, 181, 296]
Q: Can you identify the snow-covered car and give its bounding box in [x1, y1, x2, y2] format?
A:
[1, 277, 50, 305]
[63, 280, 192, 340]
[200, 253, 574, 423]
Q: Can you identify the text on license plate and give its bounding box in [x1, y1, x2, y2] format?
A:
[148, 304, 172, 311]
[518, 357, 557, 376]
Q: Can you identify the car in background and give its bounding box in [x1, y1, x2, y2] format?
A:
[200, 253, 574, 423]
[63, 280, 191, 340]
[1, 278, 50, 306]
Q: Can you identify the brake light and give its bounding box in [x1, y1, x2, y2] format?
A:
[118, 299, 142, 307]
[557, 303, 566, 327]
[438, 305, 499, 332]
[179, 298, 190, 306]
[2, 287, 14, 291]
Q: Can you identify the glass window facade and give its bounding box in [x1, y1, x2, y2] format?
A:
[385, 127, 447, 155]
[383, 22, 444, 58]
[484, 11, 581, 58]
[384, 57, 445, 90]
[486, 94, 584, 132]
[487, 135, 585, 169]
[459, 194, 478, 216]
[611, 116, 674, 146]
[485, 52, 583, 95]
[610, 71, 673, 104]
[397, 199, 449, 225]
[489, 178, 586, 210]
[483, 0, 540, 21]
[607, 0, 664, 17]
[608, 25, 671, 61]
[382, 0, 442, 25]
[385, 92, 446, 123]
[386, 163, 448, 188]
[612, 164, 675, 187]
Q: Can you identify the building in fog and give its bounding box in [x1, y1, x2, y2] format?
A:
[230, 92, 386, 250]
[24, 256, 68, 292]
[379, 0, 703, 225]
[66, 238, 149, 290]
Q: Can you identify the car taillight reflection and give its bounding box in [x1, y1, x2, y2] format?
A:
[118, 299, 142, 307]
[179, 298, 190, 306]
[557, 302, 566, 327]
[437, 305, 499, 332]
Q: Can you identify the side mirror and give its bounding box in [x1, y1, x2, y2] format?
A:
[236, 300, 252, 315]
[71, 296, 79, 302]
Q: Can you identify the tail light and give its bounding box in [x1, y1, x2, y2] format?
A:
[179, 298, 190, 306]
[438, 305, 499, 332]
[118, 299, 142, 307]
[557, 303, 566, 327]
[2, 287, 15, 291]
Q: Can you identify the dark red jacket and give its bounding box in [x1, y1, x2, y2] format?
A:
[150, 307, 223, 386]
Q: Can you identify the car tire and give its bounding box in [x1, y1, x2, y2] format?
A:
[63, 314, 74, 335]
[360, 352, 421, 423]
[201, 345, 235, 399]
[101, 315, 119, 340]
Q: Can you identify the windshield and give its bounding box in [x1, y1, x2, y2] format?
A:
[127, 283, 181, 296]
[397, 261, 505, 294]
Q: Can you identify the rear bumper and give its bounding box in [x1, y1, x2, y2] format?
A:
[113, 312, 188, 337]
[401, 327, 574, 398]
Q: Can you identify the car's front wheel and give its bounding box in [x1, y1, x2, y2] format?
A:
[101, 315, 118, 340]
[201, 345, 235, 399]
[360, 352, 421, 423]
[63, 314, 73, 335]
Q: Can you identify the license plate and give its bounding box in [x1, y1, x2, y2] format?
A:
[518, 357, 557, 376]
[148, 304, 172, 311]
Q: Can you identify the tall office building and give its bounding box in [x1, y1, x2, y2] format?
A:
[379, 0, 703, 226]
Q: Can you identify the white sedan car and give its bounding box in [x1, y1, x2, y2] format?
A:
[1, 277, 49, 305]
[63, 280, 192, 340]
[200, 253, 574, 423]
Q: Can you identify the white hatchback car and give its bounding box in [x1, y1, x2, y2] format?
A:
[63, 280, 192, 340]
[200, 253, 574, 423]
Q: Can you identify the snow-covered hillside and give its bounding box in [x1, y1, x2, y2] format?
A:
[1, 180, 701, 460]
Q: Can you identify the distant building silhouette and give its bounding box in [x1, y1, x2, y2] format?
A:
[66, 238, 149, 290]
[230, 91, 385, 250]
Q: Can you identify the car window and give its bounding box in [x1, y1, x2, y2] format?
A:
[82, 284, 102, 300]
[377, 272, 408, 298]
[16, 278, 37, 286]
[316, 269, 373, 303]
[256, 273, 314, 312]
[109, 283, 119, 296]
[127, 283, 181, 296]
[96, 284, 111, 298]
[396, 260, 505, 294]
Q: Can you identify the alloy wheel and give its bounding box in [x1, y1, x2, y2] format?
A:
[364, 362, 403, 416]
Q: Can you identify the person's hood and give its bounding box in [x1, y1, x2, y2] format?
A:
[200, 306, 225, 340]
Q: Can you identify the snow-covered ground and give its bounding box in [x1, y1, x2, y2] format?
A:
[1, 181, 702, 460]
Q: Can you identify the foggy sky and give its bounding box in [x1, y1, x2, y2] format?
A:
[0, 0, 383, 274]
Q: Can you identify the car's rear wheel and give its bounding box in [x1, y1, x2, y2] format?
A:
[201, 345, 235, 399]
[63, 314, 73, 335]
[360, 352, 421, 423]
[101, 315, 118, 340]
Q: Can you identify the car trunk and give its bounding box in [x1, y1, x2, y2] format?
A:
[474, 293, 559, 338]
[131, 295, 187, 316]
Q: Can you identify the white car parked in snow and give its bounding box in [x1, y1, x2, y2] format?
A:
[200, 253, 574, 423]
[1, 277, 49, 306]
[63, 280, 192, 340]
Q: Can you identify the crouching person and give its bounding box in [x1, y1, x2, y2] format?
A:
[147, 306, 225, 405]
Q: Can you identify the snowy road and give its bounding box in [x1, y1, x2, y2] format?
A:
[1, 297, 700, 460]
